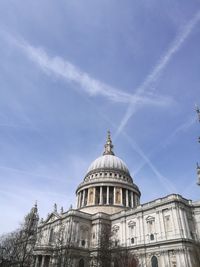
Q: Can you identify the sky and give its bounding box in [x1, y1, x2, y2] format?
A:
[0, 0, 200, 235]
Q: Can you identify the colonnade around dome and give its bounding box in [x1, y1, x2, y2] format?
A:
[77, 185, 140, 210]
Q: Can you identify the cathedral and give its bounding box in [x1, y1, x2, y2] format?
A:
[33, 132, 200, 267]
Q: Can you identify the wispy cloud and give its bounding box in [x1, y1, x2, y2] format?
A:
[116, 10, 200, 136]
[133, 115, 197, 176]
[2, 32, 173, 109]
[123, 132, 177, 193]
[164, 115, 196, 147]
[0, 165, 63, 182]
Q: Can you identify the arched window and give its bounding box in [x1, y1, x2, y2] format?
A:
[131, 237, 134, 244]
[151, 256, 158, 267]
[49, 229, 54, 243]
[150, 233, 154, 240]
[79, 259, 84, 267]
[129, 257, 138, 267]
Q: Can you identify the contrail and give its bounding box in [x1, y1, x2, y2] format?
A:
[122, 132, 177, 193]
[116, 10, 200, 136]
[1, 30, 173, 109]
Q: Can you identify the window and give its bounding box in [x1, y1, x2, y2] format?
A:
[151, 256, 158, 267]
[131, 237, 134, 244]
[49, 229, 54, 243]
[79, 259, 84, 267]
[164, 215, 171, 232]
[150, 234, 154, 241]
[146, 217, 155, 234]
[81, 240, 85, 246]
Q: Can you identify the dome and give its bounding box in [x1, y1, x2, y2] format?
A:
[76, 131, 141, 215]
[87, 154, 130, 175]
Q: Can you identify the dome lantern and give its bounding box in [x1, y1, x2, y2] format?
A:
[103, 130, 115, 156]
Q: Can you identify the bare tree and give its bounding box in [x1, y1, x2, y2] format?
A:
[0, 203, 39, 267]
[96, 223, 112, 267]
[91, 223, 138, 267]
[112, 246, 138, 267]
[54, 217, 74, 267]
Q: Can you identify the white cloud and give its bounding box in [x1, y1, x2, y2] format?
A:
[1, 32, 173, 109]
[116, 10, 200, 136]
[23, 43, 172, 106]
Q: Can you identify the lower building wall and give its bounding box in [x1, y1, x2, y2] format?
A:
[33, 245, 200, 267]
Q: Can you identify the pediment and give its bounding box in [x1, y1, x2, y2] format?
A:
[146, 216, 155, 222]
[128, 220, 136, 227]
[45, 212, 61, 223]
[112, 225, 120, 232]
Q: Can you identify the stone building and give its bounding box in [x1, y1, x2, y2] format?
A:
[33, 132, 200, 267]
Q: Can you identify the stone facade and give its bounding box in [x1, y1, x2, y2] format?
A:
[33, 132, 200, 267]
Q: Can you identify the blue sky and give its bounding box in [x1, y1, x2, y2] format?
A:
[0, 1, 200, 234]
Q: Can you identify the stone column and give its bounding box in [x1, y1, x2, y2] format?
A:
[82, 190, 85, 207]
[170, 207, 176, 238]
[120, 188, 123, 205]
[174, 205, 183, 238]
[75, 221, 79, 244]
[120, 219, 124, 245]
[113, 187, 116, 204]
[182, 210, 190, 238]
[93, 187, 96, 205]
[134, 194, 137, 206]
[76, 194, 79, 209]
[106, 186, 109, 204]
[159, 210, 166, 239]
[131, 192, 134, 208]
[178, 207, 186, 238]
[137, 215, 142, 243]
[78, 194, 81, 208]
[34, 256, 39, 267]
[79, 191, 83, 207]
[172, 207, 180, 237]
[126, 190, 129, 207]
[41, 256, 45, 267]
[100, 186, 103, 205]
[156, 210, 162, 241]
[77, 193, 79, 208]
